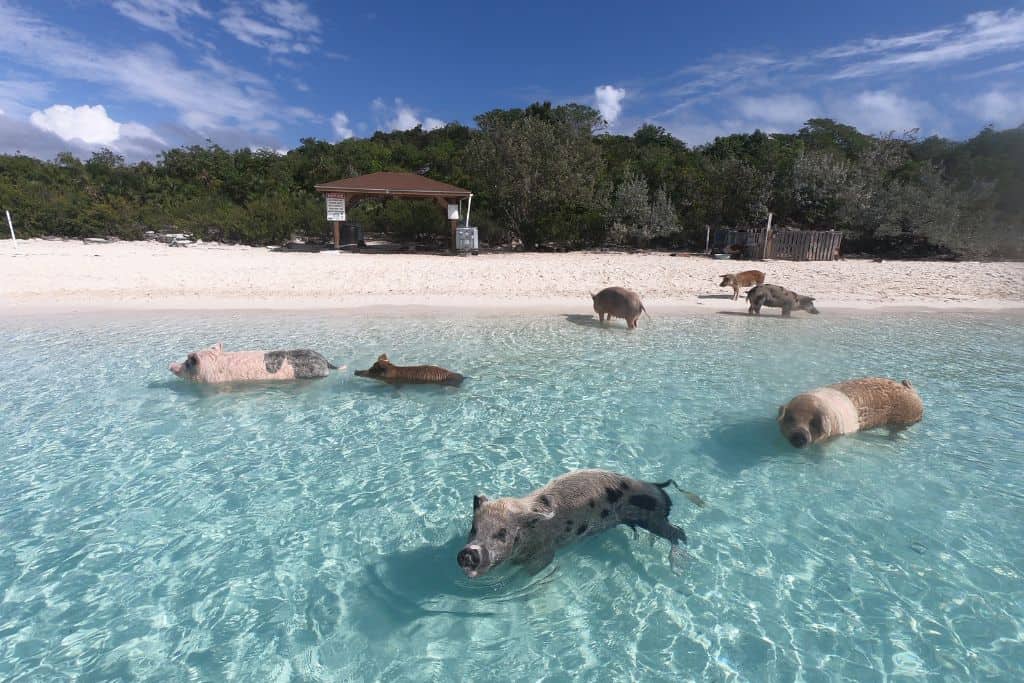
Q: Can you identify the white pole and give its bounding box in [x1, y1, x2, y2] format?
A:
[704, 225, 710, 254]
[5, 210, 15, 250]
[763, 212, 773, 260]
[464, 194, 473, 227]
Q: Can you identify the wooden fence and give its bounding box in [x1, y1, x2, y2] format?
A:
[712, 227, 842, 261]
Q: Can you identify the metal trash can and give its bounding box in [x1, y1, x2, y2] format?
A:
[339, 222, 363, 247]
[455, 226, 479, 254]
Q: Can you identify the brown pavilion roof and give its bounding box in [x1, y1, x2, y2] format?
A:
[315, 171, 472, 198]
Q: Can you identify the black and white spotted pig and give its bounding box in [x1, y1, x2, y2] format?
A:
[457, 469, 705, 577]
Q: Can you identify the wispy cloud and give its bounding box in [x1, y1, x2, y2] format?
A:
[219, 1, 321, 56]
[110, 0, 210, 43]
[959, 88, 1024, 129]
[830, 10, 1024, 79]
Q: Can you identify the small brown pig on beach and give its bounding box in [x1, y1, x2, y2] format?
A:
[354, 354, 464, 386]
[719, 270, 766, 300]
[591, 287, 648, 329]
[457, 469, 705, 578]
[169, 343, 340, 383]
[746, 284, 819, 317]
[778, 377, 924, 448]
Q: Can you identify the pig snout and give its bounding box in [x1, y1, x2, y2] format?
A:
[457, 544, 486, 578]
[789, 429, 812, 448]
[169, 362, 183, 376]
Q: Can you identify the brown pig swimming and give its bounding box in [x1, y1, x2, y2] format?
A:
[169, 342, 340, 383]
[457, 469, 705, 578]
[778, 377, 924, 448]
[746, 283, 819, 317]
[353, 354, 464, 386]
[591, 286, 648, 329]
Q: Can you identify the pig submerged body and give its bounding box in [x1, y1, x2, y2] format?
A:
[457, 469, 705, 578]
[354, 354, 464, 386]
[169, 343, 339, 383]
[746, 284, 819, 317]
[779, 377, 924, 448]
[591, 287, 647, 329]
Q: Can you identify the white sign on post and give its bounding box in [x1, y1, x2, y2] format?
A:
[447, 203, 460, 220]
[326, 193, 346, 221]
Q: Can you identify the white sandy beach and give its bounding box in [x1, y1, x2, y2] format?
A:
[1, 238, 1021, 314]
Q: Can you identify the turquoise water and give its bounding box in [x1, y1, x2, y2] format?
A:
[0, 310, 1022, 681]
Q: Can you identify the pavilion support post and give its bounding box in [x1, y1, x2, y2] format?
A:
[333, 221, 340, 249]
[450, 219, 458, 252]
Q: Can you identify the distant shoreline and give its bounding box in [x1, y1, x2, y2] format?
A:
[2, 239, 1022, 316]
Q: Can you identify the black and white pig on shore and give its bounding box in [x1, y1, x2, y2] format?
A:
[746, 283, 819, 317]
[457, 469, 706, 578]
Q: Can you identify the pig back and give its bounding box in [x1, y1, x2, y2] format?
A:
[592, 287, 643, 317]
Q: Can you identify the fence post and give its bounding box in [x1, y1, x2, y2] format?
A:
[5, 210, 15, 251]
[763, 212, 773, 259]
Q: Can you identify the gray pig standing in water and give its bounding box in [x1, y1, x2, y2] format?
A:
[746, 284, 819, 317]
[590, 287, 648, 329]
[457, 469, 705, 578]
[170, 342, 341, 383]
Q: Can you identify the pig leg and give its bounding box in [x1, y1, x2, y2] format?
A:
[781, 302, 793, 317]
[732, 285, 739, 300]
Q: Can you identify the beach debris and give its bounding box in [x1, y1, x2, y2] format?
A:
[458, 469, 703, 578]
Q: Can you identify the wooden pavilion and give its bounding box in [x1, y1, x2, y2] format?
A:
[314, 172, 473, 249]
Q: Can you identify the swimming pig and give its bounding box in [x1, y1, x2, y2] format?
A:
[169, 342, 341, 383]
[746, 283, 819, 317]
[591, 287, 648, 329]
[353, 354, 464, 386]
[778, 377, 924, 448]
[457, 469, 705, 578]
[719, 270, 766, 300]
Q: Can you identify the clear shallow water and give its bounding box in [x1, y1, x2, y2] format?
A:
[0, 309, 1022, 682]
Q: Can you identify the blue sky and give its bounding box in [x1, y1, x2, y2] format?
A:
[1, 1, 1022, 161]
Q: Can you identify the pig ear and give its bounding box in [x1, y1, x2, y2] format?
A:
[377, 353, 389, 363]
[211, 342, 223, 353]
[518, 509, 554, 529]
[777, 404, 786, 420]
[473, 494, 488, 510]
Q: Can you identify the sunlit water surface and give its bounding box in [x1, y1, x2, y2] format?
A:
[0, 310, 1022, 681]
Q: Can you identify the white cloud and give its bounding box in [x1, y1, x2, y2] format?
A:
[828, 90, 937, 134]
[372, 98, 444, 132]
[734, 94, 818, 128]
[331, 111, 353, 139]
[594, 84, 626, 125]
[30, 103, 165, 148]
[219, 2, 320, 55]
[110, 0, 209, 42]
[0, 3, 285, 140]
[961, 89, 1024, 128]
[831, 9, 1024, 79]
[261, 0, 320, 33]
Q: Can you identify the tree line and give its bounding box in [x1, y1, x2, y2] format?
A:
[1, 102, 1021, 258]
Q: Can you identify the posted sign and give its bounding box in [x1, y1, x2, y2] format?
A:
[326, 193, 346, 221]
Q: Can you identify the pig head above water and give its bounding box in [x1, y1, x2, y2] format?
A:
[169, 342, 339, 383]
[353, 354, 464, 386]
[457, 469, 705, 578]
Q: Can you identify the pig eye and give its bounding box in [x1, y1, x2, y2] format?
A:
[470, 524, 476, 535]
[810, 416, 822, 433]
[493, 528, 508, 542]
[186, 354, 198, 367]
